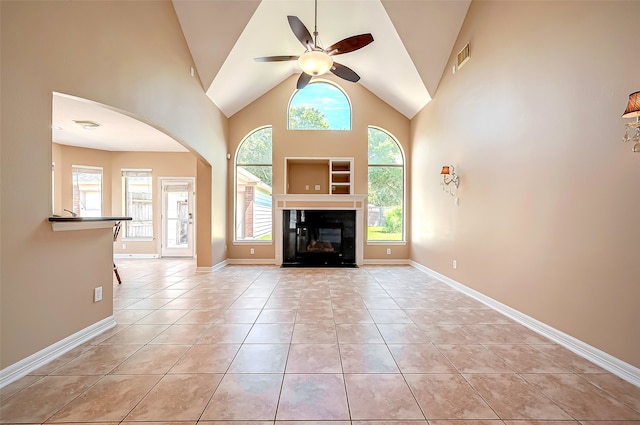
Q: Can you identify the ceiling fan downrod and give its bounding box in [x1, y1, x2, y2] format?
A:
[313, 0, 320, 48]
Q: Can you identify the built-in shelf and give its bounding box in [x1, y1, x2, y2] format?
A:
[285, 157, 353, 195]
[330, 159, 353, 195]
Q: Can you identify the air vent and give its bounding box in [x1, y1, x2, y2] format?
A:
[73, 120, 101, 130]
[457, 43, 470, 69]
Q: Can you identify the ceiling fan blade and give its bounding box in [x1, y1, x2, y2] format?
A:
[330, 62, 360, 83]
[296, 72, 313, 89]
[287, 15, 314, 49]
[254, 55, 299, 62]
[326, 33, 374, 55]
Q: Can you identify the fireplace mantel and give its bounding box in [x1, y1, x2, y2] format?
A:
[273, 194, 367, 266]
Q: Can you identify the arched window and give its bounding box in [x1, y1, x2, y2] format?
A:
[235, 127, 272, 241]
[367, 127, 404, 241]
[288, 81, 351, 130]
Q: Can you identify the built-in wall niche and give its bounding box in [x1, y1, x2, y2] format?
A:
[285, 157, 353, 195]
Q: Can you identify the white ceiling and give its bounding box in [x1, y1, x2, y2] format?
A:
[53, 0, 470, 152]
[52, 93, 188, 152]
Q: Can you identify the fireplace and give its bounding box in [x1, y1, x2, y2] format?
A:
[282, 210, 356, 267]
[273, 194, 366, 266]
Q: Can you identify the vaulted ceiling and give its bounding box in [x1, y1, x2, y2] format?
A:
[52, 0, 470, 152]
[174, 0, 471, 119]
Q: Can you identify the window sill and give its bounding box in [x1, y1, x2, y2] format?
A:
[233, 240, 273, 245]
[367, 240, 407, 246]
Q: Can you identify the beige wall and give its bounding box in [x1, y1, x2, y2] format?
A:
[1, 1, 227, 369]
[55, 145, 114, 219]
[51, 144, 198, 256]
[52, 143, 63, 215]
[110, 151, 197, 256]
[287, 161, 330, 194]
[228, 75, 411, 261]
[196, 159, 214, 267]
[411, 1, 640, 367]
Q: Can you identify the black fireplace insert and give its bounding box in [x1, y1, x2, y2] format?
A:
[282, 209, 356, 267]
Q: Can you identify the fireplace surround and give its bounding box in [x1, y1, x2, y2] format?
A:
[273, 194, 366, 266]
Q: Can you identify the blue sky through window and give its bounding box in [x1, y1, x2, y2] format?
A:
[290, 82, 351, 130]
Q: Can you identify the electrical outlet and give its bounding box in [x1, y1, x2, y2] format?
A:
[315, 185, 321, 191]
[94, 286, 103, 303]
[452, 260, 457, 269]
[122, 243, 126, 249]
[386, 248, 391, 255]
[305, 185, 309, 191]
[250, 248, 255, 255]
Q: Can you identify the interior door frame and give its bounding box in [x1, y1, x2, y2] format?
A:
[159, 177, 196, 258]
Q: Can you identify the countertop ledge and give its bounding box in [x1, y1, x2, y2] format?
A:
[48, 216, 132, 222]
[48, 216, 131, 231]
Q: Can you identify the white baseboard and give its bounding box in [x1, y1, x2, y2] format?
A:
[226, 258, 277, 265]
[0, 316, 116, 389]
[363, 259, 411, 265]
[410, 261, 640, 388]
[196, 259, 229, 272]
[114, 253, 159, 259]
[223, 259, 411, 267]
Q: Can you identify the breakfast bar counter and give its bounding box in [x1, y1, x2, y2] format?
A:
[48, 216, 132, 231]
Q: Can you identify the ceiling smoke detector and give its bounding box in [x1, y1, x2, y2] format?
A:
[73, 120, 101, 130]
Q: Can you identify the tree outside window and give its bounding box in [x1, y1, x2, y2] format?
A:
[236, 127, 272, 241]
[288, 81, 351, 130]
[368, 127, 404, 241]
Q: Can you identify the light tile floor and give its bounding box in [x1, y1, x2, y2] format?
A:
[1, 258, 639, 424]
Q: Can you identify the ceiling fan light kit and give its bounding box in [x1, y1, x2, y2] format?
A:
[298, 50, 334, 76]
[254, 0, 373, 89]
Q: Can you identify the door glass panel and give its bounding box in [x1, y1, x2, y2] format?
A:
[165, 186, 189, 249]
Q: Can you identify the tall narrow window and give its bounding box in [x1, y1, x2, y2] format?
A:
[122, 169, 153, 239]
[367, 127, 404, 241]
[288, 81, 351, 130]
[235, 127, 272, 241]
[72, 165, 102, 217]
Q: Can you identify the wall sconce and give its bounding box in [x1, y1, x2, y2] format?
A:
[441, 165, 459, 195]
[622, 90, 640, 153]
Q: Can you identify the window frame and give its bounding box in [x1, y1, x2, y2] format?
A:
[366, 126, 406, 244]
[71, 165, 103, 217]
[287, 80, 352, 131]
[234, 126, 273, 244]
[122, 169, 153, 241]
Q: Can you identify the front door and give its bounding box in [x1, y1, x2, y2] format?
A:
[160, 178, 195, 257]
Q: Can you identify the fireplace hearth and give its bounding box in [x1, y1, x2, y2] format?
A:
[282, 210, 356, 267]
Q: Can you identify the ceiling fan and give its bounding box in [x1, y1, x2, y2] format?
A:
[254, 0, 374, 90]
